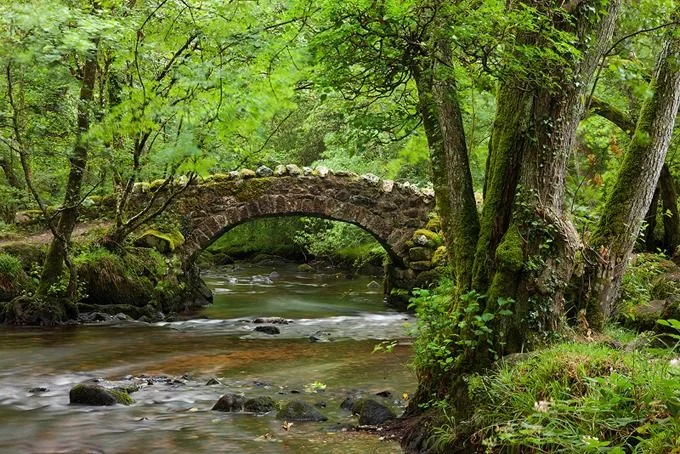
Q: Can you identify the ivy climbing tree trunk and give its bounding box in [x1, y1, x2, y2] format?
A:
[37, 49, 98, 298]
[581, 28, 680, 330]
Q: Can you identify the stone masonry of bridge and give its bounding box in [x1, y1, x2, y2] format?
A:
[128, 164, 444, 307]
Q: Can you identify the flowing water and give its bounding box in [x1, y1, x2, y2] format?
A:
[0, 262, 416, 453]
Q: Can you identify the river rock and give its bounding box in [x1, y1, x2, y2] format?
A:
[206, 378, 221, 386]
[69, 384, 134, 406]
[276, 400, 328, 421]
[244, 396, 277, 413]
[297, 264, 314, 273]
[309, 330, 332, 342]
[254, 325, 280, 335]
[354, 399, 396, 425]
[366, 280, 381, 289]
[253, 317, 289, 324]
[212, 393, 245, 412]
[28, 387, 48, 393]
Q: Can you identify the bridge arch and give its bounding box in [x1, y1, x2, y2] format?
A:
[173, 170, 436, 268]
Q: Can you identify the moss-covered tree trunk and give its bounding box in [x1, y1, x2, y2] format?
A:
[0, 155, 23, 224]
[411, 40, 480, 291]
[582, 31, 680, 329]
[405, 0, 620, 436]
[37, 50, 98, 297]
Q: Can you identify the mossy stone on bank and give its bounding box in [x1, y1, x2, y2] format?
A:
[75, 248, 156, 307]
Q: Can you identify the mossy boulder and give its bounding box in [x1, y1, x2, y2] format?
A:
[622, 299, 680, 332]
[409, 247, 433, 262]
[134, 229, 184, 253]
[244, 396, 277, 413]
[69, 383, 134, 406]
[75, 249, 156, 307]
[276, 400, 328, 421]
[355, 399, 396, 425]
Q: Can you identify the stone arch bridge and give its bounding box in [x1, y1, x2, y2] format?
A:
[130, 165, 443, 306]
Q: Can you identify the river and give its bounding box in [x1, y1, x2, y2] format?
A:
[0, 262, 416, 453]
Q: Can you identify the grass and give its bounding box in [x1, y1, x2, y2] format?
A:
[462, 339, 680, 453]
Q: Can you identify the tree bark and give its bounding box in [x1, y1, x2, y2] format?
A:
[37, 50, 98, 297]
[582, 30, 680, 329]
[411, 41, 479, 291]
[659, 164, 680, 255]
[588, 99, 680, 256]
[643, 187, 660, 251]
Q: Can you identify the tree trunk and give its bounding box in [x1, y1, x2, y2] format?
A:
[411, 41, 479, 291]
[643, 187, 660, 251]
[0, 155, 23, 224]
[582, 31, 680, 329]
[659, 164, 680, 255]
[406, 0, 621, 426]
[37, 51, 98, 297]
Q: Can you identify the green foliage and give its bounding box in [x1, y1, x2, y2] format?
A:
[465, 342, 680, 453]
[0, 253, 23, 280]
[619, 253, 674, 309]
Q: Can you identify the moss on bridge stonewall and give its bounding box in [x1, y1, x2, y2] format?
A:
[233, 177, 274, 202]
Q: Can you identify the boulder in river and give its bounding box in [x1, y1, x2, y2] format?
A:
[69, 383, 134, 406]
[253, 317, 289, 325]
[254, 325, 280, 335]
[354, 398, 396, 425]
[276, 400, 328, 421]
[212, 393, 245, 412]
[244, 396, 277, 413]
